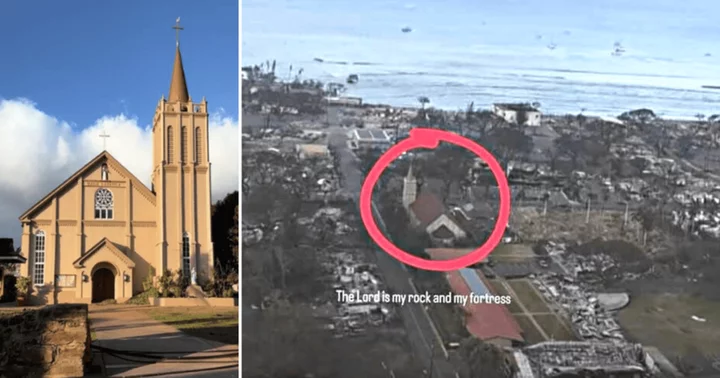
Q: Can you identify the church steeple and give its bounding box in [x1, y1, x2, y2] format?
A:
[402, 161, 418, 209]
[168, 18, 189, 103]
[151, 17, 213, 279]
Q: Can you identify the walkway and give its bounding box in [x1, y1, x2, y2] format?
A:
[89, 305, 238, 377]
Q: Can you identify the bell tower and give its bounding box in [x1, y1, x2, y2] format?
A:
[151, 18, 213, 281]
[402, 162, 417, 209]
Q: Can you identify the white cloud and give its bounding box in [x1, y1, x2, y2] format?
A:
[0, 98, 238, 244]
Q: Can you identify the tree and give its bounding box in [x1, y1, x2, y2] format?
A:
[588, 120, 624, 151]
[432, 145, 474, 201]
[485, 126, 533, 168]
[459, 338, 517, 378]
[211, 191, 239, 270]
[230, 205, 238, 258]
[417, 96, 430, 110]
[634, 206, 659, 246]
[618, 108, 656, 124]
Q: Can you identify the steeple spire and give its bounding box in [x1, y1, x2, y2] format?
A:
[168, 17, 189, 103]
[406, 160, 415, 179]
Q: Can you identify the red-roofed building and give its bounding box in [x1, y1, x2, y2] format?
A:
[445, 269, 524, 348]
[402, 165, 468, 246]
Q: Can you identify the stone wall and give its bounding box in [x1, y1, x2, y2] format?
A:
[0, 304, 90, 377]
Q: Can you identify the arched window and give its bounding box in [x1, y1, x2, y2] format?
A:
[194, 127, 202, 162]
[167, 126, 174, 162]
[94, 188, 114, 219]
[33, 231, 46, 286]
[101, 163, 109, 181]
[182, 232, 191, 276]
[181, 126, 188, 163]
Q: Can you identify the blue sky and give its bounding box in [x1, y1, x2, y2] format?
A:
[0, 2, 239, 243]
[1, 1, 238, 126]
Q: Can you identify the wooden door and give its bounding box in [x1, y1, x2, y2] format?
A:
[92, 268, 115, 303]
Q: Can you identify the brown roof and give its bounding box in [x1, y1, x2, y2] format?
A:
[168, 45, 190, 102]
[446, 270, 523, 342]
[409, 192, 446, 228]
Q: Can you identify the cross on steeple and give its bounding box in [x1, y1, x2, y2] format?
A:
[99, 130, 110, 151]
[173, 17, 184, 47]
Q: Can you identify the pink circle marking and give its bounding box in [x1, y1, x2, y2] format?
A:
[358, 128, 512, 271]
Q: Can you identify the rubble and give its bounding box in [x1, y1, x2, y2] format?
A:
[514, 341, 655, 378]
[327, 255, 393, 336]
[528, 241, 643, 343]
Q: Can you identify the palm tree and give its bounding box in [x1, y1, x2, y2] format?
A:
[417, 96, 430, 110]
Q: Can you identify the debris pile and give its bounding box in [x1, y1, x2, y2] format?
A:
[514, 341, 654, 378]
[322, 251, 393, 337]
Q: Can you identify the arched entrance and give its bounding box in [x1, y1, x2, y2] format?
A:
[92, 268, 115, 303]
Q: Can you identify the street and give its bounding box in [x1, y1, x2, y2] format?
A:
[328, 129, 456, 378]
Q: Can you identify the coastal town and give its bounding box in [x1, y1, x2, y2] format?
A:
[241, 64, 720, 378]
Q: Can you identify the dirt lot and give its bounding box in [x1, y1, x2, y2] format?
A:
[619, 293, 720, 375]
[511, 208, 667, 249]
[507, 279, 551, 313]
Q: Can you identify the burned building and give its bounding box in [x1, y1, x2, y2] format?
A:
[514, 341, 654, 378]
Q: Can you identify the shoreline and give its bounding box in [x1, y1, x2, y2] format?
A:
[324, 96, 707, 124]
[245, 77, 710, 124]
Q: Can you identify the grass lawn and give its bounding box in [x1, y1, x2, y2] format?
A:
[618, 293, 720, 359]
[488, 279, 523, 314]
[514, 314, 545, 344]
[533, 314, 576, 341]
[491, 244, 535, 261]
[507, 279, 551, 313]
[142, 306, 238, 345]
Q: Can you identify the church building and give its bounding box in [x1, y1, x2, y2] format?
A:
[402, 164, 470, 246]
[18, 25, 214, 305]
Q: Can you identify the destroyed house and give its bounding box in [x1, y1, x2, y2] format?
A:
[514, 341, 650, 378]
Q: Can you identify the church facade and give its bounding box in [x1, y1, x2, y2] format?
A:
[18, 34, 214, 305]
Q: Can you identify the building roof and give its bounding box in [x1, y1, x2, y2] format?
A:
[494, 103, 539, 112]
[426, 248, 474, 260]
[19, 151, 156, 222]
[73, 238, 136, 269]
[446, 269, 524, 342]
[409, 192, 446, 228]
[169, 45, 190, 102]
[353, 129, 391, 142]
[296, 144, 329, 156]
[431, 225, 455, 239]
[0, 238, 25, 263]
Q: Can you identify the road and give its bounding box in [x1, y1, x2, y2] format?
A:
[328, 129, 456, 378]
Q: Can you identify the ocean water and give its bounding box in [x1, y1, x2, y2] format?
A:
[242, 0, 720, 119]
